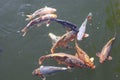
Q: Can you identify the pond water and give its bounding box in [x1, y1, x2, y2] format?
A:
[0, 0, 120, 80]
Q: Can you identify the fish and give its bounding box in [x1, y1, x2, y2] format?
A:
[32, 65, 68, 80]
[96, 35, 116, 63]
[53, 19, 79, 32]
[50, 31, 77, 53]
[77, 12, 92, 41]
[21, 14, 57, 36]
[26, 6, 56, 21]
[39, 53, 88, 68]
[74, 39, 95, 69]
[48, 33, 61, 45]
[50, 30, 89, 53]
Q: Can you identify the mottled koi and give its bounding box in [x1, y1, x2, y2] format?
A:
[96, 35, 116, 63]
[21, 14, 57, 36]
[75, 39, 95, 69]
[39, 53, 88, 68]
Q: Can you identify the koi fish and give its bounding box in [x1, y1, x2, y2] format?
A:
[32, 65, 68, 80]
[74, 39, 95, 69]
[21, 14, 57, 36]
[53, 19, 79, 32]
[26, 6, 56, 21]
[48, 33, 61, 45]
[77, 12, 92, 41]
[96, 35, 116, 63]
[50, 31, 77, 53]
[39, 53, 87, 68]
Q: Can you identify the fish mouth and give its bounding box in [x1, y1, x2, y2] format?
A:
[32, 70, 37, 76]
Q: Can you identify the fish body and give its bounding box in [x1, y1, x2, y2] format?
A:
[39, 65, 68, 75]
[26, 6, 56, 20]
[77, 12, 92, 41]
[32, 65, 68, 80]
[21, 14, 57, 36]
[50, 31, 77, 53]
[54, 19, 79, 32]
[96, 36, 116, 63]
[75, 40, 95, 69]
[39, 53, 87, 68]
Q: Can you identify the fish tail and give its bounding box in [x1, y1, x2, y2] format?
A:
[26, 15, 33, 21]
[21, 27, 28, 37]
[21, 27, 27, 33]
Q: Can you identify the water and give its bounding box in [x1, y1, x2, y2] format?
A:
[0, 0, 120, 80]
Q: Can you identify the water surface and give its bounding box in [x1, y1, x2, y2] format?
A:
[0, 0, 120, 80]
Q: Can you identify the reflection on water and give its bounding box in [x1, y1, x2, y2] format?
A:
[0, 0, 120, 80]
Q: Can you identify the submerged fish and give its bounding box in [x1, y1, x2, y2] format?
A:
[50, 31, 77, 53]
[26, 6, 56, 20]
[48, 32, 61, 45]
[53, 19, 79, 32]
[77, 12, 92, 41]
[39, 53, 87, 68]
[21, 14, 57, 36]
[32, 65, 68, 80]
[75, 39, 95, 69]
[96, 35, 116, 63]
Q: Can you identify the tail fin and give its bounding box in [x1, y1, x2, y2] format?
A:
[26, 15, 33, 21]
[21, 27, 28, 37]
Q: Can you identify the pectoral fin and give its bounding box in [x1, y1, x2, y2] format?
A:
[46, 21, 51, 27]
[107, 56, 112, 60]
[84, 33, 89, 38]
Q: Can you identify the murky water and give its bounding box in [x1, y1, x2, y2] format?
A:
[0, 0, 120, 80]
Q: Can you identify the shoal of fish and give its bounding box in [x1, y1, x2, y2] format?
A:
[20, 6, 116, 80]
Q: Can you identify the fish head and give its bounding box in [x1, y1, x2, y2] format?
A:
[87, 12, 92, 20]
[32, 68, 41, 76]
[42, 14, 57, 19]
[44, 6, 57, 12]
[50, 14, 57, 19]
[49, 33, 58, 40]
[85, 56, 96, 69]
[50, 8, 57, 12]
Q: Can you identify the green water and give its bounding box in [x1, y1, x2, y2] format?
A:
[0, 0, 120, 80]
